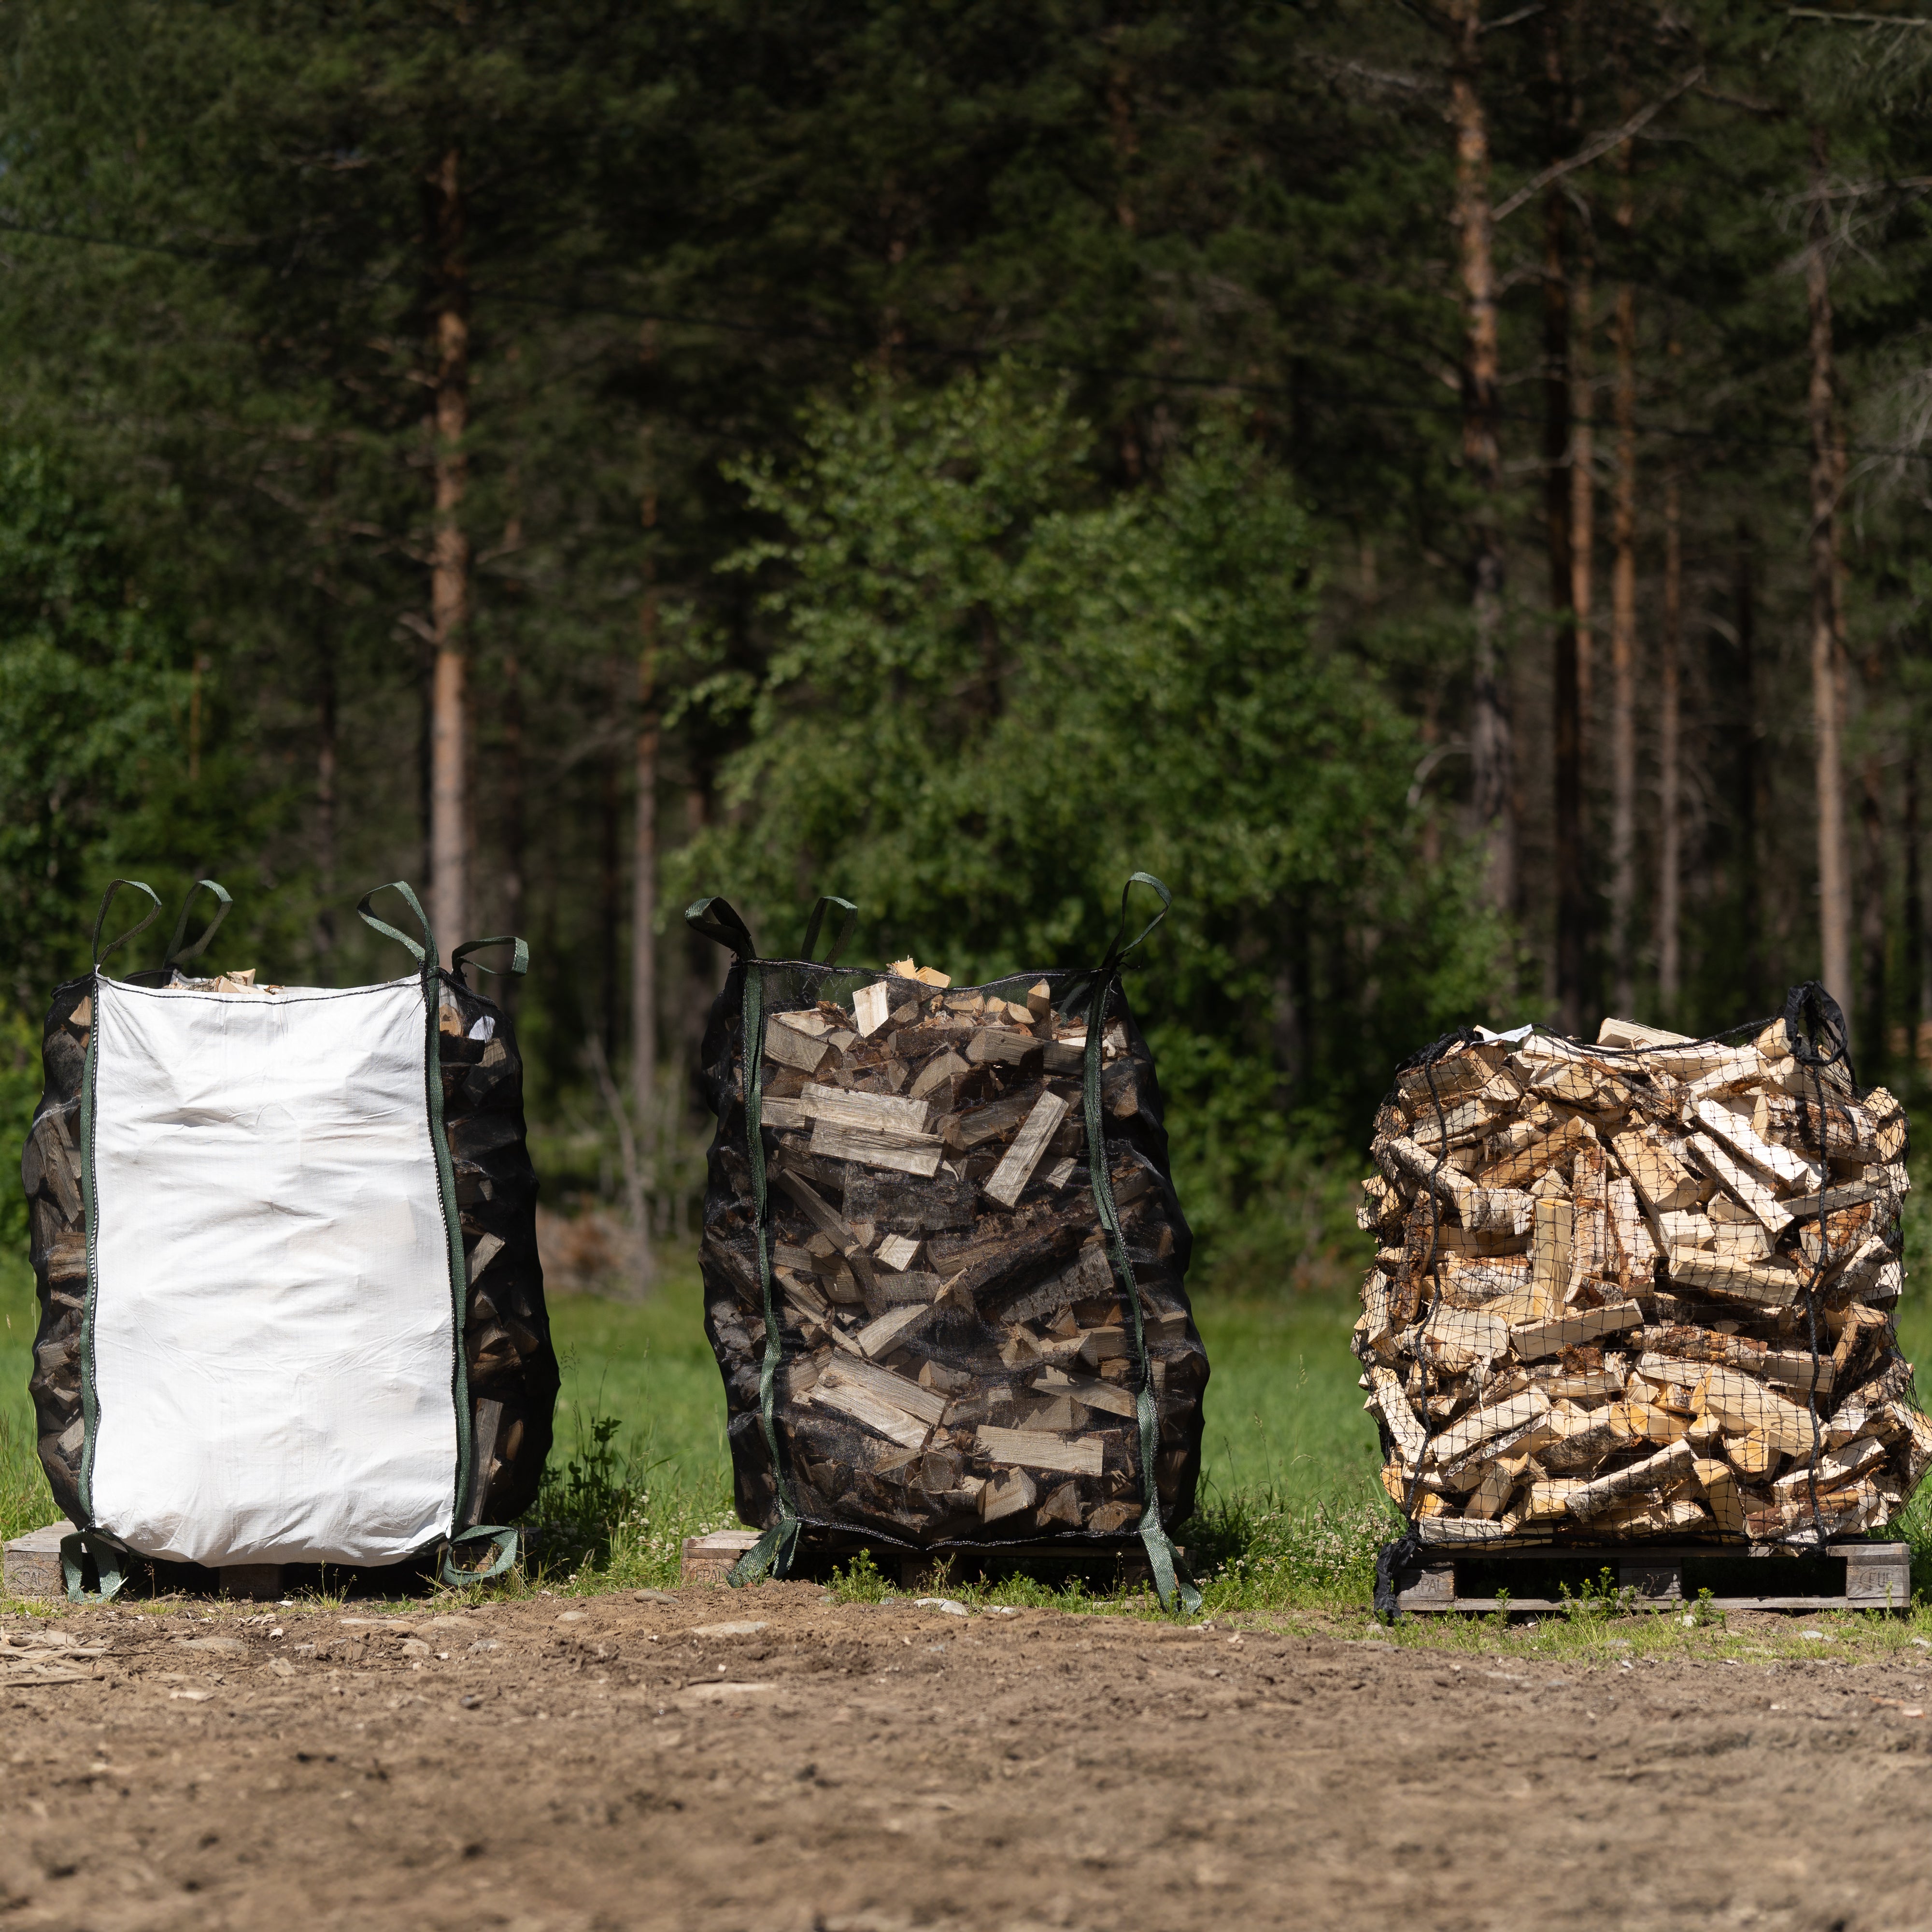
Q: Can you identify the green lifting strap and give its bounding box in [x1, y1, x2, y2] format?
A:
[90, 879, 162, 971]
[355, 881, 434, 966]
[354, 881, 476, 1569]
[161, 878, 233, 972]
[684, 893, 805, 1586]
[440, 1526, 519, 1588]
[61, 1531, 128, 1604]
[1076, 874, 1198, 1615]
[450, 935, 530, 987]
[800, 895, 857, 966]
[685, 896, 756, 959]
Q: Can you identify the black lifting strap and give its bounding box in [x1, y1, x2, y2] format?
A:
[161, 879, 233, 973]
[685, 893, 805, 1585]
[800, 895, 857, 966]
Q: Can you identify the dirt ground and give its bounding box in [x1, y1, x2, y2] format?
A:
[2, 1587, 1931, 1932]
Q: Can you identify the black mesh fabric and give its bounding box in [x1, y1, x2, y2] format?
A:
[1356, 992, 1930, 1551]
[435, 966, 559, 1527]
[695, 952, 1208, 1556]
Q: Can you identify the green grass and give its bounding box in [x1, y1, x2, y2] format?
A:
[7, 1151, 1932, 1640]
[528, 1262, 1406, 1605]
[0, 1257, 52, 1546]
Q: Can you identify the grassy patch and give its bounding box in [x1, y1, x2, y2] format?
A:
[5, 1148, 1932, 1646]
[0, 1257, 54, 1547]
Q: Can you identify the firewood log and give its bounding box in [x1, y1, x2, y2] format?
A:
[1354, 1010, 1919, 1546]
[698, 965, 1207, 1549]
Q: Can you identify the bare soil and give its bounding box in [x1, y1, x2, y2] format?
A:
[2, 1586, 1931, 1931]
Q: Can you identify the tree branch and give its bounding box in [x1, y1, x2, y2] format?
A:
[1492, 67, 1705, 224]
[1787, 7, 1932, 26]
[1394, 0, 1458, 37]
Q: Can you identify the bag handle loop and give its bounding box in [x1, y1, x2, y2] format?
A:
[1785, 980, 1856, 1090]
[162, 878, 233, 972]
[800, 895, 858, 967]
[685, 896, 757, 958]
[89, 880, 162, 971]
[439, 1526, 519, 1589]
[356, 881, 436, 971]
[450, 935, 529, 987]
[1061, 872, 1172, 1027]
[60, 1531, 128, 1604]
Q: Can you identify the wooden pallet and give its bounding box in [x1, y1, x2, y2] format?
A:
[681, 1527, 1182, 1590]
[1393, 1539, 1912, 1616]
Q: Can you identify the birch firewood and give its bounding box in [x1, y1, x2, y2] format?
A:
[1354, 1016, 1918, 1546]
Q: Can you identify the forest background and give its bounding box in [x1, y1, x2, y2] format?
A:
[1, 0, 1931, 1313]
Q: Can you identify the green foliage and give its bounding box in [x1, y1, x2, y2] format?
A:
[1188, 1492, 1391, 1614]
[1558, 1567, 1640, 1625]
[1688, 1586, 1727, 1631]
[0, 448, 198, 1003]
[532, 1409, 644, 1575]
[826, 1547, 893, 1604]
[0, 1257, 53, 1554]
[0, 1010, 42, 1258]
[681, 369, 1503, 1244]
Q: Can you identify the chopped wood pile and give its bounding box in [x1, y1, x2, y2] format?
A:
[1354, 1015, 1932, 1546]
[698, 962, 1207, 1547]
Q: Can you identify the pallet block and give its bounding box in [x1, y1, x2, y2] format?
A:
[682, 1531, 759, 1585]
[3, 1523, 69, 1600]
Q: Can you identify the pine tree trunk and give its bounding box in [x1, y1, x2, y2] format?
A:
[600, 657, 623, 1064]
[429, 145, 469, 960]
[1806, 129, 1852, 1030]
[1861, 744, 1886, 1069]
[1450, 0, 1512, 914]
[1906, 751, 1927, 1062]
[500, 645, 524, 1018]
[1735, 524, 1764, 1012]
[1571, 245, 1595, 763]
[316, 634, 337, 971]
[1657, 465, 1681, 1009]
[631, 571, 660, 1288]
[1544, 12, 1585, 1035]
[1607, 142, 1638, 1020]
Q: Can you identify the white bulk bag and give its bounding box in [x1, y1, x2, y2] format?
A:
[32, 879, 524, 1591]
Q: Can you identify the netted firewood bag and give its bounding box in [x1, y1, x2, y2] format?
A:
[687, 876, 1207, 1608]
[1357, 983, 1931, 1561]
[26, 879, 557, 1593]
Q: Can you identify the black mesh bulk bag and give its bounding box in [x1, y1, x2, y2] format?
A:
[24, 878, 558, 1595]
[688, 875, 1206, 1610]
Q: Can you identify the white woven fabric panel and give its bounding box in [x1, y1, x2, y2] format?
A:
[87, 977, 457, 1567]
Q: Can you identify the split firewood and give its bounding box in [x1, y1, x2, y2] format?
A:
[1355, 1011, 1919, 1546]
[698, 964, 1205, 1550]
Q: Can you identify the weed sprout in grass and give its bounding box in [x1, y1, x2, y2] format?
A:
[1190, 1493, 1395, 1615]
[828, 1549, 892, 1604]
[1559, 1568, 1639, 1626]
[1688, 1587, 1726, 1630]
